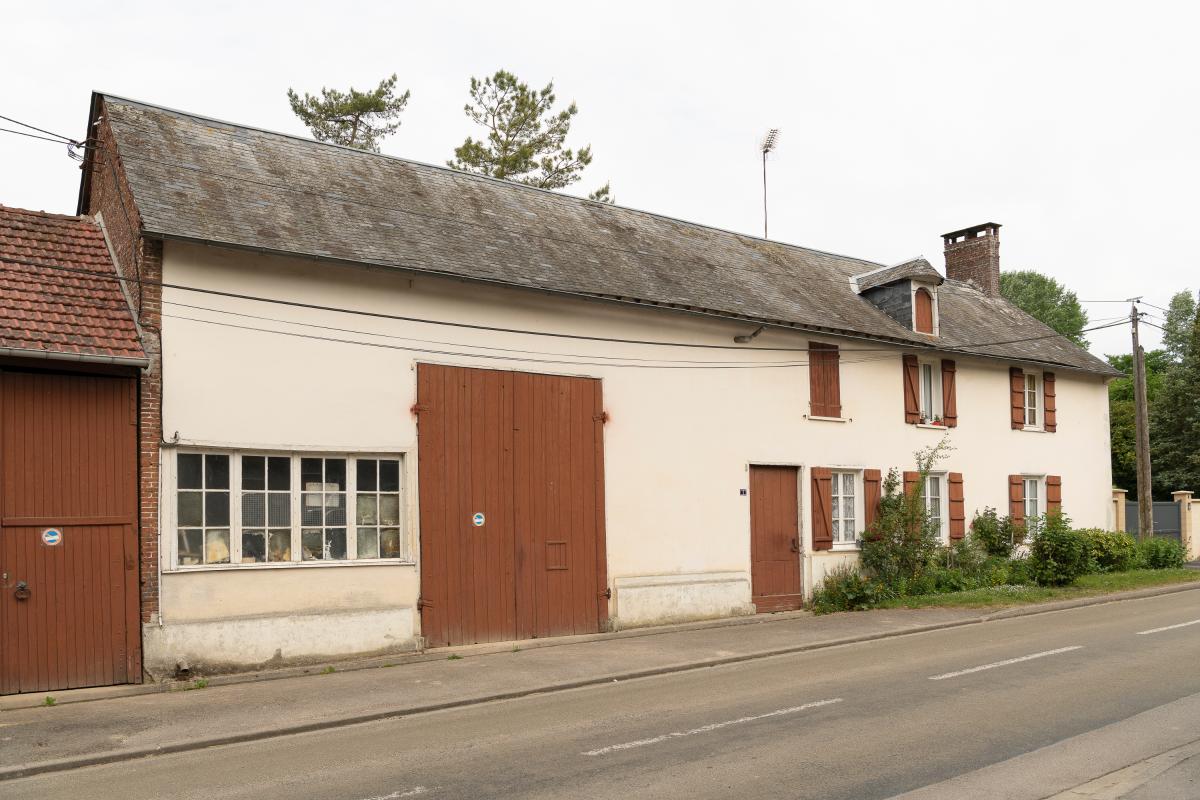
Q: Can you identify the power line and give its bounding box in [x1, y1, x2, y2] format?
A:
[0, 114, 77, 143]
[0, 127, 74, 145]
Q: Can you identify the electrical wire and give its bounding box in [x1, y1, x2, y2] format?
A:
[0, 127, 74, 145]
[0, 114, 78, 143]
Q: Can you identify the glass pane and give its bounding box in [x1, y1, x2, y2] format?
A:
[301, 529, 323, 560]
[205, 454, 230, 490]
[301, 457, 322, 486]
[177, 491, 203, 527]
[178, 454, 203, 489]
[206, 491, 230, 527]
[205, 529, 230, 564]
[842, 473, 854, 495]
[1027, 480, 1038, 499]
[268, 457, 290, 490]
[380, 460, 400, 492]
[357, 459, 377, 492]
[1028, 407, 1037, 425]
[831, 519, 841, 540]
[241, 456, 265, 490]
[379, 495, 401, 526]
[241, 530, 266, 563]
[357, 495, 378, 525]
[268, 530, 292, 561]
[242, 492, 265, 526]
[1027, 374, 1036, 391]
[268, 493, 290, 526]
[302, 494, 322, 525]
[325, 494, 346, 525]
[357, 527, 379, 559]
[327, 528, 347, 560]
[325, 459, 346, 491]
[178, 529, 203, 565]
[380, 528, 401, 559]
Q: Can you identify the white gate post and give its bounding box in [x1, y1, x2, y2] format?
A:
[1172, 491, 1195, 560]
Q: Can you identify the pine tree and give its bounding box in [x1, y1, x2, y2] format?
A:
[287, 74, 410, 152]
[450, 70, 613, 202]
[1150, 306, 1200, 494]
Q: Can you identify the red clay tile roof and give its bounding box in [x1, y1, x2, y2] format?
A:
[0, 205, 144, 362]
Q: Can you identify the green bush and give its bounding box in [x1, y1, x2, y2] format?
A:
[969, 508, 1022, 558]
[1137, 537, 1186, 569]
[1080, 529, 1138, 573]
[980, 555, 1013, 587]
[931, 566, 976, 593]
[1028, 512, 1090, 586]
[811, 564, 890, 614]
[1006, 556, 1035, 586]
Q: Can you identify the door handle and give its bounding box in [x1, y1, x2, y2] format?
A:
[790, 538, 800, 553]
[13, 581, 30, 601]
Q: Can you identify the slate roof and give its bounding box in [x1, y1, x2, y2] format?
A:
[854, 257, 944, 292]
[89, 94, 1117, 376]
[0, 205, 144, 363]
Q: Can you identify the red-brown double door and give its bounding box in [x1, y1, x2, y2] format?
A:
[417, 365, 608, 647]
[0, 370, 140, 694]
[749, 465, 803, 612]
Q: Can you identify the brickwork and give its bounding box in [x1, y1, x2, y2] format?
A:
[943, 223, 1001, 297]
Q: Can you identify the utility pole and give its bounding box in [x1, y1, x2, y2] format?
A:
[760, 129, 779, 239]
[1130, 299, 1154, 541]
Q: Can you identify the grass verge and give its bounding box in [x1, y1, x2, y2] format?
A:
[878, 569, 1200, 610]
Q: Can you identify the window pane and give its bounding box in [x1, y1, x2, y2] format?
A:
[178, 529, 203, 565]
[268, 493, 290, 526]
[380, 460, 400, 492]
[242, 492, 266, 526]
[357, 459, 378, 492]
[357, 528, 380, 559]
[301, 458, 322, 486]
[301, 529, 323, 560]
[242, 530, 266, 563]
[268, 530, 292, 561]
[842, 473, 854, 495]
[380, 528, 401, 559]
[325, 459, 346, 490]
[831, 519, 841, 540]
[178, 454, 203, 489]
[206, 491, 230, 527]
[302, 494, 322, 525]
[205, 529, 230, 564]
[1028, 406, 1037, 425]
[922, 365, 933, 417]
[327, 528, 347, 560]
[177, 491, 203, 527]
[357, 495, 378, 525]
[379, 495, 401, 526]
[325, 495, 346, 525]
[267, 457, 290, 491]
[205, 454, 230, 490]
[241, 456, 265, 490]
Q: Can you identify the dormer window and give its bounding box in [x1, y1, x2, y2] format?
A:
[914, 287, 935, 334]
[853, 258, 943, 335]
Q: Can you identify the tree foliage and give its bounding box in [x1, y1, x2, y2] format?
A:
[450, 70, 612, 202]
[1106, 350, 1171, 497]
[287, 74, 410, 152]
[999, 270, 1090, 347]
[1161, 289, 1197, 364]
[1150, 304, 1200, 494]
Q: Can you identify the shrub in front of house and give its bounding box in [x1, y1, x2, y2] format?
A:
[1080, 529, 1139, 573]
[969, 507, 1023, 558]
[811, 564, 891, 614]
[1028, 512, 1091, 586]
[1137, 537, 1187, 569]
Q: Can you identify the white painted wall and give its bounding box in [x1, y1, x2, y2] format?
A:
[152, 241, 1114, 667]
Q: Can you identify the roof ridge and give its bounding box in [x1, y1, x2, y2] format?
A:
[0, 204, 95, 225]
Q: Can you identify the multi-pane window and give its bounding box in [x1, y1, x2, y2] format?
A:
[301, 457, 348, 561]
[176, 453, 231, 565]
[241, 455, 291, 563]
[1024, 477, 1041, 520]
[926, 474, 944, 541]
[356, 458, 403, 559]
[831, 471, 857, 545]
[1024, 373, 1040, 427]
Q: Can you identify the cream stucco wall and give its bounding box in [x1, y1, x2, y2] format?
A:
[151, 241, 1114, 667]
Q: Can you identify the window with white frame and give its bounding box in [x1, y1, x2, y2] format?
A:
[919, 361, 942, 423]
[1024, 372, 1041, 428]
[172, 451, 409, 568]
[831, 471, 859, 546]
[1023, 476, 1043, 521]
[926, 473, 950, 542]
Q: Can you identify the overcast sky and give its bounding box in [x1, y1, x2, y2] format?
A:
[5, 1, 1196, 357]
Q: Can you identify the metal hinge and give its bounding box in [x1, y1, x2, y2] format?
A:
[593, 411, 610, 424]
[600, 587, 612, 599]
[410, 403, 431, 416]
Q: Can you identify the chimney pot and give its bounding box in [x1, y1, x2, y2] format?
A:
[942, 222, 1002, 297]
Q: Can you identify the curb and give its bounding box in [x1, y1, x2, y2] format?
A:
[2, 581, 1198, 782]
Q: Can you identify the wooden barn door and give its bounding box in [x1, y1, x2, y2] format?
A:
[0, 370, 140, 694]
[749, 465, 802, 612]
[417, 365, 608, 647]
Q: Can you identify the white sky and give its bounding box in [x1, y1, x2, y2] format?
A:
[5, 1, 1197, 357]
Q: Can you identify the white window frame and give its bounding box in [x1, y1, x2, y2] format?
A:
[1023, 371, 1043, 430]
[1023, 475, 1045, 522]
[830, 469, 865, 550]
[918, 359, 943, 424]
[165, 449, 413, 571]
[925, 472, 951, 543]
[910, 283, 939, 336]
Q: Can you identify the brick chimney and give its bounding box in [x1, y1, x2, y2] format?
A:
[942, 222, 1001, 296]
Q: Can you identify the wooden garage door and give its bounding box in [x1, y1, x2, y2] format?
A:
[749, 465, 802, 612]
[0, 370, 140, 694]
[417, 365, 608, 647]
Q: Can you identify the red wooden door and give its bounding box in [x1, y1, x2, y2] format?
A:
[0, 370, 140, 694]
[749, 465, 802, 612]
[417, 365, 607, 647]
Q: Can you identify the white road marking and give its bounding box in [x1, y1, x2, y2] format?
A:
[928, 646, 1083, 681]
[358, 787, 433, 800]
[1137, 618, 1200, 635]
[580, 698, 842, 756]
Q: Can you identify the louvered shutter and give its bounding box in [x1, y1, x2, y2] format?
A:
[941, 359, 958, 427]
[1009, 474, 1025, 525]
[1047, 475, 1062, 513]
[1044, 372, 1057, 432]
[809, 342, 842, 418]
[811, 467, 833, 551]
[948, 472, 965, 539]
[1009, 368, 1025, 430]
[864, 469, 882, 530]
[902, 355, 920, 424]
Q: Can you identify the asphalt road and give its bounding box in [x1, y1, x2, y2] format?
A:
[14, 591, 1200, 800]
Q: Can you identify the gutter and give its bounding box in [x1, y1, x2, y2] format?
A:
[0, 345, 148, 369]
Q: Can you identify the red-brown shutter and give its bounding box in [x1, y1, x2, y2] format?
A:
[809, 342, 842, 418]
[1044, 372, 1057, 432]
[903, 471, 920, 497]
[948, 472, 965, 539]
[1009, 474, 1025, 525]
[941, 359, 958, 428]
[864, 469, 882, 530]
[811, 467, 833, 551]
[1009, 368, 1025, 430]
[1047, 475, 1062, 513]
[914, 288, 934, 334]
[902, 354, 920, 424]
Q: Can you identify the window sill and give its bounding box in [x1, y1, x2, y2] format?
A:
[168, 559, 416, 574]
[830, 542, 862, 552]
[1021, 426, 1049, 433]
[915, 423, 950, 430]
[806, 415, 850, 423]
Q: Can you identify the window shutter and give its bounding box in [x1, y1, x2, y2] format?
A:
[1008, 474, 1025, 525]
[1009, 368, 1025, 430]
[903, 470, 920, 497]
[1044, 372, 1057, 432]
[864, 469, 882, 529]
[941, 359, 958, 428]
[809, 342, 842, 418]
[914, 288, 935, 334]
[902, 355, 920, 424]
[948, 472, 965, 539]
[811, 467, 833, 551]
[1047, 475, 1062, 513]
